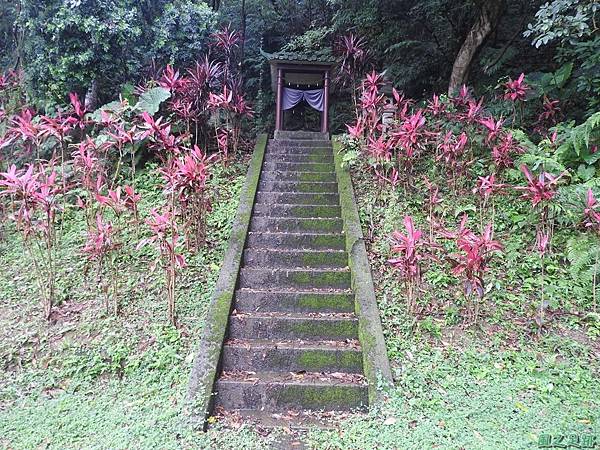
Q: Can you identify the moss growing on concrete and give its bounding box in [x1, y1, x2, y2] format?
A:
[296, 349, 362, 370]
[311, 234, 345, 249]
[296, 183, 336, 193]
[298, 218, 341, 232]
[306, 154, 333, 163]
[301, 251, 347, 267]
[298, 172, 336, 182]
[297, 293, 355, 312]
[290, 205, 339, 217]
[290, 270, 350, 288]
[278, 385, 367, 410]
[289, 319, 358, 339]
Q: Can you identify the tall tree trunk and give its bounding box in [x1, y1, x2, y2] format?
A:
[85, 79, 98, 111]
[448, 0, 505, 95]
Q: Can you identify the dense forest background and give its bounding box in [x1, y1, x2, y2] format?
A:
[1, 0, 597, 133]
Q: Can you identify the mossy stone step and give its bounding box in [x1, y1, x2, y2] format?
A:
[266, 147, 332, 156]
[246, 232, 346, 250]
[234, 289, 355, 313]
[243, 248, 348, 269]
[220, 410, 338, 430]
[253, 204, 341, 218]
[263, 153, 333, 164]
[269, 139, 332, 147]
[249, 217, 343, 233]
[258, 181, 338, 193]
[228, 313, 359, 340]
[238, 268, 351, 290]
[274, 130, 329, 140]
[262, 162, 335, 172]
[255, 191, 339, 205]
[221, 340, 363, 373]
[214, 373, 368, 411]
[260, 171, 337, 182]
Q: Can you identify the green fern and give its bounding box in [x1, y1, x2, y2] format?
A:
[556, 111, 600, 166]
[566, 234, 600, 284]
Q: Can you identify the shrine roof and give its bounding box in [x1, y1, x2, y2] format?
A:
[260, 49, 337, 66]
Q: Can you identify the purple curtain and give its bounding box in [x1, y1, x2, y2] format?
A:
[282, 88, 324, 112]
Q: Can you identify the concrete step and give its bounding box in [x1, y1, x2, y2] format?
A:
[214, 371, 367, 411]
[260, 171, 337, 183]
[234, 289, 355, 313]
[214, 409, 340, 430]
[258, 181, 338, 193]
[250, 217, 343, 233]
[238, 268, 351, 290]
[256, 191, 339, 205]
[253, 204, 341, 218]
[262, 162, 335, 173]
[243, 249, 347, 269]
[269, 139, 331, 148]
[266, 146, 332, 156]
[263, 153, 333, 164]
[228, 312, 359, 340]
[221, 339, 363, 373]
[246, 232, 346, 250]
[274, 130, 329, 140]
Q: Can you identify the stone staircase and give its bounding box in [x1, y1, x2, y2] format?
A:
[213, 131, 368, 423]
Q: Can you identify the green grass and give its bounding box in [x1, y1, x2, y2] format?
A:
[306, 159, 600, 449]
[1, 147, 599, 449]
[0, 159, 276, 449]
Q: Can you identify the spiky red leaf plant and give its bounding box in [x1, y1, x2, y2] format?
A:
[138, 208, 186, 326]
[442, 216, 503, 324]
[388, 216, 439, 314]
[0, 161, 64, 319]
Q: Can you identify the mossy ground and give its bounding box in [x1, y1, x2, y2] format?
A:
[0, 158, 280, 449]
[305, 159, 600, 449]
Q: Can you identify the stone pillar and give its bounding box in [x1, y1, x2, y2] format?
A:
[321, 70, 330, 133]
[275, 68, 283, 131]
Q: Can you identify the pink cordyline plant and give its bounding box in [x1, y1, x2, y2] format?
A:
[392, 109, 428, 181]
[423, 177, 443, 242]
[491, 133, 522, 169]
[138, 112, 182, 157]
[584, 189, 600, 230]
[392, 89, 413, 121]
[335, 33, 370, 117]
[442, 215, 503, 324]
[503, 73, 529, 102]
[463, 98, 484, 124]
[366, 135, 395, 186]
[105, 121, 137, 188]
[138, 208, 186, 326]
[451, 85, 472, 109]
[72, 138, 106, 227]
[436, 131, 468, 186]
[68, 92, 88, 130]
[516, 164, 567, 332]
[503, 73, 529, 124]
[536, 97, 561, 133]
[159, 65, 185, 92]
[9, 108, 43, 158]
[473, 173, 506, 231]
[0, 162, 64, 319]
[161, 145, 216, 249]
[346, 117, 366, 140]
[583, 189, 600, 312]
[388, 215, 438, 313]
[426, 94, 445, 117]
[479, 116, 504, 144]
[83, 214, 121, 315]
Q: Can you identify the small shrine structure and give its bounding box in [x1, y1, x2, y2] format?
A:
[261, 50, 337, 134]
